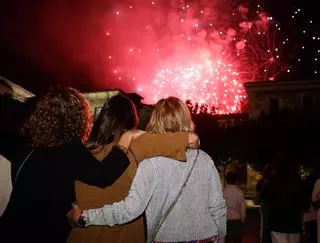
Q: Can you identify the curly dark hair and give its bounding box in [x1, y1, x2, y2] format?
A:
[22, 86, 92, 147]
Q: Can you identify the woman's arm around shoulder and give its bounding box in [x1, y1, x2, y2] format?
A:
[73, 131, 139, 188]
[130, 132, 200, 163]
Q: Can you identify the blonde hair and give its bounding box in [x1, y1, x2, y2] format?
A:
[146, 97, 194, 134]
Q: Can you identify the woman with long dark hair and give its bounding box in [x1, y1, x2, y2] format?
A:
[68, 94, 199, 243]
[0, 87, 139, 243]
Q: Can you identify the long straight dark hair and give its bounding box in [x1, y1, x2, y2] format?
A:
[87, 94, 138, 149]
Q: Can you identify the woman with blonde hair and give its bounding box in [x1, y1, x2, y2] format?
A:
[68, 94, 199, 243]
[69, 97, 226, 243]
[0, 86, 139, 243]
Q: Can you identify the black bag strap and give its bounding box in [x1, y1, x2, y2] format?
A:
[150, 149, 199, 242]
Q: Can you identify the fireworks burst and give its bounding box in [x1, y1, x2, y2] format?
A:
[152, 55, 245, 114]
[100, 0, 319, 114]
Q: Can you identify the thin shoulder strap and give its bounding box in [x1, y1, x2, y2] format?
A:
[15, 149, 35, 182]
[150, 149, 199, 242]
[128, 148, 139, 167]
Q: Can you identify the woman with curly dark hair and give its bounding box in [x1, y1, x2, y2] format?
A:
[0, 86, 138, 243]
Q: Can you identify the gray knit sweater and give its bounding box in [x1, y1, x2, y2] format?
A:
[83, 149, 226, 242]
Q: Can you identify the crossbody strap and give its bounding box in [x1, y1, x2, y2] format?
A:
[150, 149, 199, 242]
[14, 149, 35, 182]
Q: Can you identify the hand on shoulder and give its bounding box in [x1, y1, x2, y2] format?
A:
[129, 129, 146, 140]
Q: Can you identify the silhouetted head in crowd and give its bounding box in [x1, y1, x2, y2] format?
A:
[87, 94, 138, 149]
[22, 86, 92, 147]
[272, 151, 300, 181]
[273, 152, 288, 170]
[225, 171, 237, 185]
[261, 164, 275, 180]
[0, 95, 37, 135]
[146, 96, 194, 133]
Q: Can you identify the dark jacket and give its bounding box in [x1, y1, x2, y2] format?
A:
[0, 138, 129, 243]
[262, 170, 303, 233]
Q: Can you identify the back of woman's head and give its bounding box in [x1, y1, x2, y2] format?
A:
[272, 152, 300, 183]
[146, 97, 194, 134]
[87, 94, 138, 148]
[23, 86, 92, 147]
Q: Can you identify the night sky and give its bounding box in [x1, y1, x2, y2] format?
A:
[1, 0, 319, 94]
